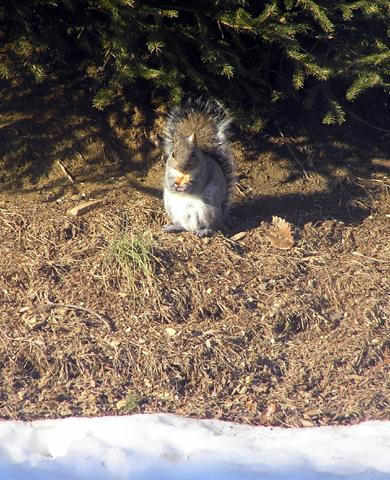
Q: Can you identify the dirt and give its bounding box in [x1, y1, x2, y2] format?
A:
[0, 77, 389, 426]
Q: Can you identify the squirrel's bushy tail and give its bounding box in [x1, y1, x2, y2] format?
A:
[164, 97, 236, 215]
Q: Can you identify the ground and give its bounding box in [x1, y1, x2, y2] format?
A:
[0, 77, 389, 427]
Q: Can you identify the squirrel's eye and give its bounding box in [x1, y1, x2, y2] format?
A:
[171, 152, 175, 160]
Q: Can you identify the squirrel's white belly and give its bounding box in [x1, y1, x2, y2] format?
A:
[164, 190, 207, 231]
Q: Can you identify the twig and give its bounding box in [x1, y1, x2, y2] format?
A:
[275, 121, 312, 182]
[356, 177, 390, 185]
[76, 150, 86, 162]
[0, 208, 25, 219]
[0, 123, 18, 134]
[57, 160, 76, 184]
[351, 251, 389, 264]
[42, 302, 114, 330]
[218, 20, 253, 31]
[0, 327, 44, 345]
[217, 20, 225, 39]
[345, 108, 390, 134]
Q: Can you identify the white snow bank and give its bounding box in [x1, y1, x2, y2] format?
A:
[0, 414, 389, 480]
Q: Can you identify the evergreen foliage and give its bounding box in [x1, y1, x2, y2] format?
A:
[0, 1, 389, 129]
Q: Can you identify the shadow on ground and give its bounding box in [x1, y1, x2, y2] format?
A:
[1, 76, 389, 232]
[0, 75, 158, 193]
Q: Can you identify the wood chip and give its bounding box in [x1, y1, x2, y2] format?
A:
[231, 231, 247, 241]
[300, 419, 315, 427]
[59, 407, 72, 417]
[116, 399, 128, 410]
[165, 327, 177, 337]
[67, 200, 104, 217]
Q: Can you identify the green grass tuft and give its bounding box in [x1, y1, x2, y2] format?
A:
[105, 222, 155, 293]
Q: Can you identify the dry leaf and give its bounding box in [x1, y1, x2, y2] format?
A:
[245, 399, 257, 413]
[262, 401, 277, 421]
[264, 216, 294, 250]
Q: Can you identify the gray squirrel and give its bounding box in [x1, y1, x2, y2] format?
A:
[162, 98, 236, 237]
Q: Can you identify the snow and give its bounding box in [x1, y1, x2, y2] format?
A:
[0, 414, 389, 480]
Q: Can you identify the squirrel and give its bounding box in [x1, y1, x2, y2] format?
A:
[162, 98, 236, 238]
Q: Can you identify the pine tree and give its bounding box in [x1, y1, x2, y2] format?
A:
[0, 0, 389, 129]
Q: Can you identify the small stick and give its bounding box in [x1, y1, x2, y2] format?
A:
[42, 302, 114, 330]
[275, 121, 312, 181]
[57, 160, 75, 184]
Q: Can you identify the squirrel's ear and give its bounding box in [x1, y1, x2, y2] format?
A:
[188, 132, 197, 145]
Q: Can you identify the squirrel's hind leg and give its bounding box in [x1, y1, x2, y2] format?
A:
[194, 228, 215, 238]
[162, 223, 185, 234]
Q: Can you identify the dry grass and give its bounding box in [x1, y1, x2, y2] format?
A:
[0, 180, 388, 425]
[0, 78, 389, 425]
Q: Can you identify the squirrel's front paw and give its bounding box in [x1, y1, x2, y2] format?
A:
[194, 228, 215, 238]
[162, 224, 185, 234]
